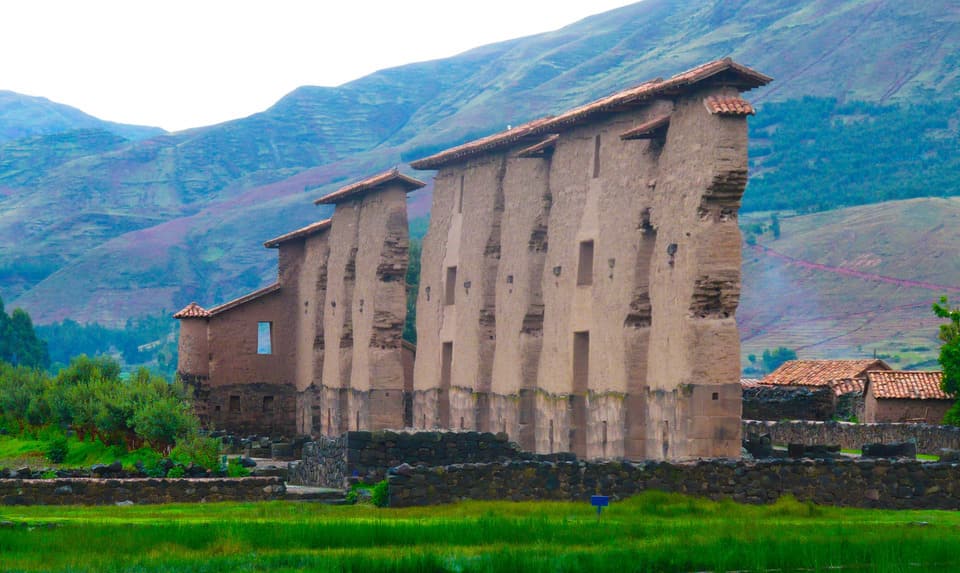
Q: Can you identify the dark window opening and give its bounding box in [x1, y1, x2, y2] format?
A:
[257, 322, 273, 354]
[355, 410, 360, 431]
[440, 342, 453, 428]
[262, 396, 274, 413]
[458, 174, 464, 214]
[229, 395, 240, 413]
[445, 267, 458, 305]
[592, 134, 601, 178]
[712, 392, 719, 401]
[549, 419, 555, 453]
[327, 408, 332, 432]
[577, 240, 594, 286]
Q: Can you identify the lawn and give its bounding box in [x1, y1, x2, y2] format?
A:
[1, 492, 958, 572]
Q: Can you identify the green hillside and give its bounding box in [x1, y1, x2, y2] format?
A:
[0, 0, 956, 373]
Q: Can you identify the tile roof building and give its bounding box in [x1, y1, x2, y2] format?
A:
[864, 370, 954, 423]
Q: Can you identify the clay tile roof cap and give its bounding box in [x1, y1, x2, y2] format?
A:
[173, 302, 211, 319]
[410, 57, 772, 170]
[704, 95, 755, 116]
[761, 359, 891, 387]
[866, 370, 951, 400]
[264, 218, 332, 248]
[314, 168, 426, 205]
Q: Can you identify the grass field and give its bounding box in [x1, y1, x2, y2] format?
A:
[1, 492, 959, 572]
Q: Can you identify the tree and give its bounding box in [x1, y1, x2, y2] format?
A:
[932, 297, 960, 424]
[762, 347, 797, 373]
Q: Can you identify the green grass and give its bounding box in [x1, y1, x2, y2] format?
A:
[0, 433, 160, 469]
[1, 492, 959, 572]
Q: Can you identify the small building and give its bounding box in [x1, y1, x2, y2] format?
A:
[863, 370, 954, 424]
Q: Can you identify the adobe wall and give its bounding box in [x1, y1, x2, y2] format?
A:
[320, 184, 410, 435]
[743, 420, 960, 455]
[414, 87, 747, 460]
[0, 477, 284, 506]
[865, 396, 952, 424]
[387, 458, 960, 509]
[292, 232, 330, 435]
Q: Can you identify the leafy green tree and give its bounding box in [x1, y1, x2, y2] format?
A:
[762, 347, 797, 373]
[932, 297, 960, 424]
[0, 298, 49, 369]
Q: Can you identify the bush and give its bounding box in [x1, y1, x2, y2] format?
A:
[170, 435, 221, 470]
[227, 457, 251, 478]
[166, 465, 186, 478]
[45, 435, 69, 463]
[371, 479, 389, 507]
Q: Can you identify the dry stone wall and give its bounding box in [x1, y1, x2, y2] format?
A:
[388, 458, 960, 509]
[0, 477, 284, 506]
[744, 420, 960, 455]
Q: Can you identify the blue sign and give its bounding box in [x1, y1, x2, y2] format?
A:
[590, 495, 610, 516]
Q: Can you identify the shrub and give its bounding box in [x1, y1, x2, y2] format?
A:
[170, 435, 221, 470]
[371, 480, 389, 507]
[227, 457, 251, 478]
[45, 435, 69, 463]
[166, 465, 186, 478]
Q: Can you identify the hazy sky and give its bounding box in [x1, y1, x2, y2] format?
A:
[0, 1, 638, 131]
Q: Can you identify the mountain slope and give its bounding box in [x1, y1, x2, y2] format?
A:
[1, 0, 959, 325]
[740, 197, 960, 370]
[0, 90, 164, 143]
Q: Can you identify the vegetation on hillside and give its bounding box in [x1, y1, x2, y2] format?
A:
[36, 312, 177, 376]
[746, 97, 960, 213]
[0, 297, 48, 369]
[932, 297, 960, 424]
[2, 492, 960, 571]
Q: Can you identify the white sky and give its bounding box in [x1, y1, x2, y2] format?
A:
[0, 1, 638, 132]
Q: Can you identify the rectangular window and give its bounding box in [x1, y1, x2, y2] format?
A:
[257, 322, 273, 354]
[577, 240, 594, 286]
[262, 396, 274, 413]
[593, 134, 601, 178]
[445, 267, 458, 305]
[229, 395, 240, 413]
[440, 342, 453, 428]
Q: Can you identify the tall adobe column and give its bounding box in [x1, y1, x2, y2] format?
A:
[315, 169, 425, 432]
[173, 302, 212, 422]
[644, 88, 757, 459]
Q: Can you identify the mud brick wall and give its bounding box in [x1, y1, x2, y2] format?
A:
[743, 420, 960, 455]
[741, 386, 836, 421]
[388, 458, 960, 509]
[0, 477, 284, 506]
[289, 430, 573, 488]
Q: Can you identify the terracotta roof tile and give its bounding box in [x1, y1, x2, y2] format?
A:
[829, 378, 865, 397]
[704, 95, 755, 116]
[866, 370, 952, 400]
[314, 168, 426, 205]
[173, 302, 211, 319]
[740, 378, 764, 387]
[264, 218, 331, 248]
[410, 58, 772, 169]
[620, 113, 671, 140]
[762, 359, 891, 387]
[207, 283, 281, 316]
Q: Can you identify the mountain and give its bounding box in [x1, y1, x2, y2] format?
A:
[0, 0, 958, 338]
[0, 91, 165, 143]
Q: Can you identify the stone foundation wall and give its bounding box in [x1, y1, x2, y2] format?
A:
[743, 420, 960, 454]
[0, 477, 284, 506]
[741, 386, 835, 421]
[388, 458, 960, 509]
[289, 430, 573, 488]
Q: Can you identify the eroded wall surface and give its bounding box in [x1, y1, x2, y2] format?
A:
[414, 87, 749, 460]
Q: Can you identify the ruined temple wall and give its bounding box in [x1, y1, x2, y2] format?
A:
[347, 185, 409, 430]
[644, 86, 746, 459]
[294, 232, 330, 435]
[320, 204, 361, 434]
